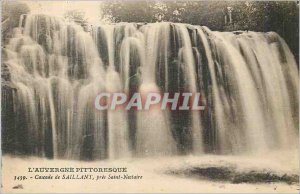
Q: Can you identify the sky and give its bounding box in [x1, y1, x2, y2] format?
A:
[23, 1, 103, 24]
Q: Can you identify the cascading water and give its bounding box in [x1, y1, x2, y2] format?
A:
[2, 14, 298, 160]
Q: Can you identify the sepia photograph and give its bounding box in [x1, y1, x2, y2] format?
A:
[1, 0, 299, 193]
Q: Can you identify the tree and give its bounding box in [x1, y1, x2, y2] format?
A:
[101, 1, 154, 23]
[64, 9, 88, 25]
[2, 1, 30, 44]
[2, 0, 30, 27]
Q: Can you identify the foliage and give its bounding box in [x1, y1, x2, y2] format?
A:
[101, 1, 228, 28]
[64, 9, 88, 25]
[101, 1, 154, 23]
[2, 0, 30, 28]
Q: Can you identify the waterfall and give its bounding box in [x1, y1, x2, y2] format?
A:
[2, 14, 298, 160]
